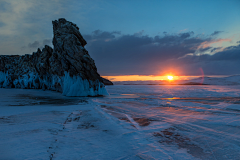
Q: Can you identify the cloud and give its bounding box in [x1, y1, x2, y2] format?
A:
[0, 22, 5, 28]
[198, 47, 212, 53]
[0, 1, 11, 12]
[210, 47, 222, 53]
[85, 30, 121, 41]
[19, 39, 52, 53]
[180, 32, 194, 39]
[28, 41, 40, 48]
[0, 0, 85, 55]
[197, 38, 232, 50]
[211, 31, 223, 36]
[23, 39, 52, 50]
[83, 30, 239, 76]
[0, 0, 75, 36]
[170, 44, 240, 75]
[179, 29, 188, 32]
[42, 39, 52, 46]
[209, 44, 240, 61]
[84, 30, 230, 75]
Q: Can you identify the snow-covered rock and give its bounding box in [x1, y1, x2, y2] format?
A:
[0, 18, 109, 96]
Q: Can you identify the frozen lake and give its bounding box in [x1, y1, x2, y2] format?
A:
[1, 85, 240, 159]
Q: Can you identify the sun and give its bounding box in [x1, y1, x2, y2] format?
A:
[168, 76, 173, 80]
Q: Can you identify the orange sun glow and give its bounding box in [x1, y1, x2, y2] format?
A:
[168, 76, 173, 80]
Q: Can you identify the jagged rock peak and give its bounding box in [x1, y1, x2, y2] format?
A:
[52, 18, 87, 47]
[50, 18, 100, 81]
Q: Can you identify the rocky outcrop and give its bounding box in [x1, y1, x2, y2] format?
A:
[0, 18, 109, 96]
[101, 77, 114, 85]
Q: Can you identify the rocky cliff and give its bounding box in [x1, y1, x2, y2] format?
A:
[0, 18, 110, 96]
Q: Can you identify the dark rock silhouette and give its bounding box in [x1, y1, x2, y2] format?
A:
[100, 77, 114, 85]
[0, 18, 110, 96]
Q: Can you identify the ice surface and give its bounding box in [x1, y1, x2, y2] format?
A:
[1, 84, 240, 159]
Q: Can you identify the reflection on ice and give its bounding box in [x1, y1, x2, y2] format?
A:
[161, 97, 240, 105]
[106, 93, 139, 99]
[95, 85, 240, 159]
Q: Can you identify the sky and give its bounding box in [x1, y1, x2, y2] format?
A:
[0, 0, 240, 78]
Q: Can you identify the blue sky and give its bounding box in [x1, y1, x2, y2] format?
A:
[0, 0, 240, 76]
[80, 1, 240, 36]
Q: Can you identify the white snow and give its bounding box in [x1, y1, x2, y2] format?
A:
[1, 80, 240, 159]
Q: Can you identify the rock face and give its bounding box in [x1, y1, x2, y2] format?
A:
[0, 18, 110, 96]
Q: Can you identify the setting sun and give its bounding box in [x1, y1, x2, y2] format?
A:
[168, 76, 173, 80]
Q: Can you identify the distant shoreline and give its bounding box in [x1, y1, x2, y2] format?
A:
[120, 83, 209, 85]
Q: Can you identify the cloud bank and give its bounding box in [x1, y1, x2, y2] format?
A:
[84, 30, 239, 76]
[0, 0, 84, 55]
